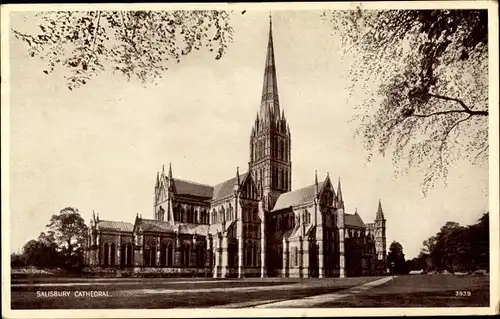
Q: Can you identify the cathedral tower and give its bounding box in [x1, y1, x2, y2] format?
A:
[249, 16, 291, 210]
[375, 199, 387, 263]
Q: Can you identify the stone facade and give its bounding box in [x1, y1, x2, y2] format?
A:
[83, 18, 388, 278]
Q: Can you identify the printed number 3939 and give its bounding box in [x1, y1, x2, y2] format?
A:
[455, 291, 472, 297]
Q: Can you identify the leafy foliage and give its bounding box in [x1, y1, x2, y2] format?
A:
[323, 9, 488, 195]
[47, 207, 87, 259]
[387, 240, 407, 274]
[12, 10, 234, 90]
[14, 207, 88, 269]
[410, 213, 489, 273]
[20, 233, 63, 267]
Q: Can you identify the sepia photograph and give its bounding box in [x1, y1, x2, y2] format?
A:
[1, 2, 498, 317]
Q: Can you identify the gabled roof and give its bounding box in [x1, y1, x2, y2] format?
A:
[345, 213, 365, 228]
[174, 178, 213, 199]
[272, 181, 325, 211]
[212, 173, 247, 201]
[139, 219, 175, 232]
[98, 220, 134, 232]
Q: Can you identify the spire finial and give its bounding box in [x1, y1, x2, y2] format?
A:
[168, 162, 173, 179]
[234, 166, 241, 190]
[260, 10, 280, 120]
[376, 198, 385, 220]
[269, 11, 272, 25]
[337, 177, 344, 209]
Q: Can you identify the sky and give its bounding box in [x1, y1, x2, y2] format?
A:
[7, 9, 489, 259]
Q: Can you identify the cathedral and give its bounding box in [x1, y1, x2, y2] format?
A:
[84, 18, 388, 278]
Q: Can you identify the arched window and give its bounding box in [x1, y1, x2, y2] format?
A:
[151, 244, 157, 266]
[174, 205, 179, 221]
[286, 170, 289, 189]
[126, 244, 133, 266]
[120, 243, 126, 266]
[281, 140, 285, 160]
[275, 168, 279, 188]
[294, 247, 299, 267]
[254, 242, 259, 266]
[103, 242, 109, 266]
[144, 244, 151, 266]
[197, 245, 205, 268]
[246, 245, 252, 267]
[160, 243, 166, 266]
[284, 141, 287, 161]
[185, 246, 191, 267]
[282, 170, 286, 189]
[219, 208, 224, 223]
[110, 243, 116, 266]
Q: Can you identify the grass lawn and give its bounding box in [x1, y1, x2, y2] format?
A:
[11, 276, 379, 309]
[318, 274, 490, 307]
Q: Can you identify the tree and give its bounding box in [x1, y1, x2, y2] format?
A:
[323, 9, 488, 195]
[11, 253, 26, 268]
[21, 235, 63, 267]
[418, 213, 489, 273]
[12, 10, 233, 90]
[387, 241, 407, 274]
[46, 207, 88, 268]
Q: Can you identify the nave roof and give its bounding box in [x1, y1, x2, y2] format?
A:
[272, 181, 325, 211]
[173, 178, 214, 199]
[97, 220, 134, 232]
[212, 172, 248, 201]
[345, 213, 365, 228]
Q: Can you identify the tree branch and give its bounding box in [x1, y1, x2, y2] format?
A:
[472, 145, 489, 164]
[91, 11, 101, 57]
[427, 93, 488, 116]
[410, 108, 487, 118]
[438, 114, 472, 156]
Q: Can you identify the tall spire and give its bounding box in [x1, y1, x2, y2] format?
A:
[337, 177, 344, 209]
[376, 199, 385, 220]
[234, 166, 241, 191]
[314, 170, 319, 197]
[260, 13, 280, 118]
